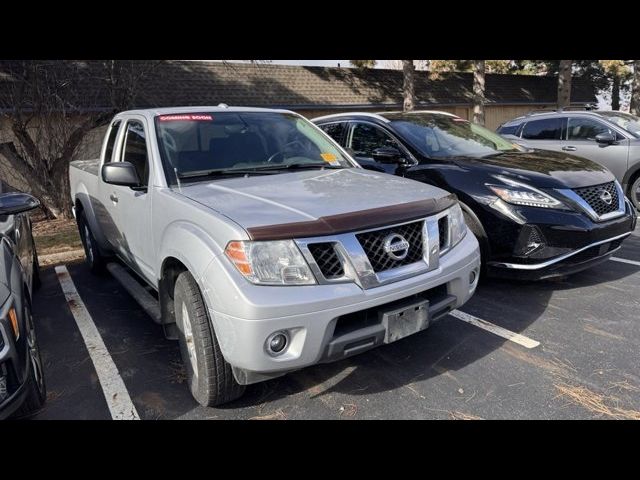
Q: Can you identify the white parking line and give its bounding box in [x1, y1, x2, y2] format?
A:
[610, 257, 640, 267]
[55, 265, 140, 420]
[449, 309, 540, 349]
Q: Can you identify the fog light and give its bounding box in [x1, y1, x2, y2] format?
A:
[266, 332, 288, 355]
[469, 270, 477, 285]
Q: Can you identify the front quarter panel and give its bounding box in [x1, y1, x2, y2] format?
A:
[154, 187, 248, 285]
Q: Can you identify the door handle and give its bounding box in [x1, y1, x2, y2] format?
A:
[562, 146, 577, 151]
[110, 193, 119, 203]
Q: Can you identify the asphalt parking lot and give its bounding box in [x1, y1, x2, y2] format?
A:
[30, 224, 640, 420]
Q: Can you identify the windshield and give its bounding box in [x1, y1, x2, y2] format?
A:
[155, 111, 354, 184]
[385, 113, 524, 159]
[598, 111, 640, 138]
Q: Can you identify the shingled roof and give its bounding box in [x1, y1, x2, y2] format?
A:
[0, 61, 597, 112]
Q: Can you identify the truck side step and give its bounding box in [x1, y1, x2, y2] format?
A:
[106, 262, 162, 324]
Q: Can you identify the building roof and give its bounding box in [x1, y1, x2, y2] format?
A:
[0, 61, 597, 112]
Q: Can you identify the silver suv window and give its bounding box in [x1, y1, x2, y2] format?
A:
[567, 117, 617, 141]
[521, 118, 563, 140]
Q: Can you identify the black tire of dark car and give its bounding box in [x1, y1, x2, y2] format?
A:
[174, 271, 245, 407]
[12, 303, 46, 418]
[461, 206, 490, 276]
[78, 211, 105, 273]
[629, 175, 640, 211]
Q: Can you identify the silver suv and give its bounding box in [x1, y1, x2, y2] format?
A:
[497, 109, 640, 210]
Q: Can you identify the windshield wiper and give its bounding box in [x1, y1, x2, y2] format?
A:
[176, 168, 279, 179]
[250, 162, 345, 171]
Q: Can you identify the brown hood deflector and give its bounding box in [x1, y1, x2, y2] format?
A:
[246, 194, 457, 241]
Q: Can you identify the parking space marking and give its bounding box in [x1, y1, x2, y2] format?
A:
[610, 257, 640, 267]
[55, 265, 140, 420]
[449, 310, 540, 349]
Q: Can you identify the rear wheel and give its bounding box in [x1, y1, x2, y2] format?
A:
[13, 304, 46, 418]
[78, 211, 104, 273]
[174, 271, 245, 407]
[629, 175, 640, 212]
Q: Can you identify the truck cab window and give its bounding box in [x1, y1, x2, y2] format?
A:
[104, 121, 121, 163]
[122, 121, 150, 186]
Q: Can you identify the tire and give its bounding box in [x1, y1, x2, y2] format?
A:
[174, 271, 245, 407]
[78, 211, 105, 273]
[12, 304, 46, 418]
[628, 175, 640, 212]
[32, 245, 41, 290]
[462, 209, 489, 278]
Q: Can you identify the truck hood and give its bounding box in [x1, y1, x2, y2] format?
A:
[452, 149, 615, 189]
[177, 168, 451, 231]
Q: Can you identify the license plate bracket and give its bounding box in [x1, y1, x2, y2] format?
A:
[379, 298, 430, 344]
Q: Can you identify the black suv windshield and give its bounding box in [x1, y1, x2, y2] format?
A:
[598, 111, 640, 138]
[384, 113, 524, 159]
[155, 111, 353, 184]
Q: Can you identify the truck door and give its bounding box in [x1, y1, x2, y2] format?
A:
[95, 120, 124, 248]
[107, 117, 154, 283]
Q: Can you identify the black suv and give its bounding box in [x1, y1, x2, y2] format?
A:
[313, 111, 637, 280]
[0, 185, 45, 419]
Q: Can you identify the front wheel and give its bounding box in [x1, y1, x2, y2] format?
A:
[12, 304, 46, 418]
[174, 271, 245, 407]
[628, 176, 640, 212]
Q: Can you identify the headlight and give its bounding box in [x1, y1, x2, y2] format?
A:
[487, 175, 567, 209]
[225, 240, 316, 285]
[449, 203, 467, 248]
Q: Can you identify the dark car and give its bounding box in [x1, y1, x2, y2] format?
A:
[0, 184, 45, 419]
[313, 111, 637, 280]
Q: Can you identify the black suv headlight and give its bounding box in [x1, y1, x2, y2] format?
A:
[487, 175, 569, 210]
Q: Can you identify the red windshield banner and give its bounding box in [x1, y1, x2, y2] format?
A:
[158, 114, 213, 122]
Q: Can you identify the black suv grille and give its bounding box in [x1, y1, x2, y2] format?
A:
[356, 221, 424, 273]
[308, 243, 344, 279]
[573, 182, 619, 216]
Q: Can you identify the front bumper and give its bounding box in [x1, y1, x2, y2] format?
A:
[486, 198, 637, 280]
[201, 231, 480, 384]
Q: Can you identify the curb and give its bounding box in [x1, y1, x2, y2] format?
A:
[38, 249, 86, 267]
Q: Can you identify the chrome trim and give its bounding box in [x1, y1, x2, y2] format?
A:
[296, 211, 452, 289]
[555, 181, 625, 222]
[488, 232, 631, 270]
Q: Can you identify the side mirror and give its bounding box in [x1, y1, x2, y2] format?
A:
[102, 162, 141, 187]
[595, 132, 616, 145]
[0, 193, 40, 216]
[372, 146, 405, 164]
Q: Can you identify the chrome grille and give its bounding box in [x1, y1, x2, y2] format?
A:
[438, 216, 448, 250]
[307, 243, 344, 279]
[355, 221, 424, 273]
[573, 182, 619, 216]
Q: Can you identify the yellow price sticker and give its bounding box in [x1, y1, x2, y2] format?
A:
[321, 152, 337, 162]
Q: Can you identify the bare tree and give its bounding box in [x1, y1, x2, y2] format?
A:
[402, 60, 416, 112]
[0, 60, 160, 218]
[557, 60, 573, 109]
[472, 60, 486, 125]
[631, 60, 640, 116]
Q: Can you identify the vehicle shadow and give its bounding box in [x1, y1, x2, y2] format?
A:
[222, 256, 639, 412]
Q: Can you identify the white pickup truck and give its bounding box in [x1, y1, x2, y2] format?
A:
[69, 106, 480, 406]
